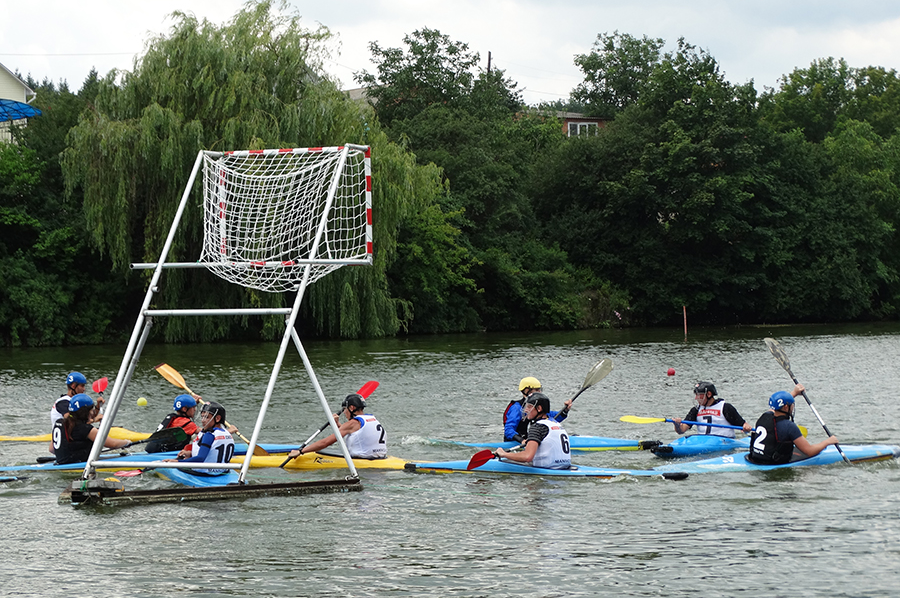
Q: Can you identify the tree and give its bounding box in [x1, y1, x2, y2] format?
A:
[62, 0, 450, 340]
[571, 32, 664, 118]
[356, 28, 482, 127]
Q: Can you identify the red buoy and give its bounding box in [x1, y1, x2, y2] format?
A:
[667, 368, 675, 376]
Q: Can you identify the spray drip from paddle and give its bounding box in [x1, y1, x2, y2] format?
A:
[467, 359, 614, 470]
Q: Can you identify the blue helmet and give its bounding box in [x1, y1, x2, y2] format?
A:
[769, 391, 795, 410]
[173, 394, 197, 411]
[69, 393, 94, 413]
[66, 372, 87, 387]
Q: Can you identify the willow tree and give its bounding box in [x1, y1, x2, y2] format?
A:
[62, 0, 444, 340]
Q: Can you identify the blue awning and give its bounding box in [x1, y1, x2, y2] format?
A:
[0, 99, 42, 123]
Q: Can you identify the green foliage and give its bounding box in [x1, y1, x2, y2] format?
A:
[572, 32, 664, 118]
[356, 28, 483, 127]
[0, 142, 123, 346]
[60, 0, 446, 341]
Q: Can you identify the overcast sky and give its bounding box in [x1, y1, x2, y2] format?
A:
[3, 1, 900, 105]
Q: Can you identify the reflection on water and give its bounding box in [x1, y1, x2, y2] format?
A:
[2, 323, 900, 597]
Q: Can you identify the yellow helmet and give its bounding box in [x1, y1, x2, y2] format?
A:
[518, 376, 542, 391]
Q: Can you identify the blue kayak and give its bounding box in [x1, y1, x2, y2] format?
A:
[405, 458, 688, 479]
[0, 442, 296, 473]
[652, 444, 900, 474]
[651, 435, 750, 458]
[436, 435, 661, 452]
[156, 467, 240, 487]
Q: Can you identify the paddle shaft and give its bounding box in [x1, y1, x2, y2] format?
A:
[673, 418, 745, 431]
[765, 338, 850, 464]
[278, 423, 330, 468]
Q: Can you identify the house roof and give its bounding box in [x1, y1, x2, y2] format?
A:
[0, 62, 36, 102]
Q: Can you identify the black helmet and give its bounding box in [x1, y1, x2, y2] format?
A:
[693, 381, 717, 397]
[200, 401, 226, 423]
[341, 393, 366, 411]
[523, 391, 551, 415]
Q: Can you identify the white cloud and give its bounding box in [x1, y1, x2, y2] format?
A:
[2, 1, 899, 104]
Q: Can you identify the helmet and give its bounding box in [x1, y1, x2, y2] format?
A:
[69, 393, 94, 413]
[693, 381, 717, 397]
[200, 401, 226, 423]
[518, 376, 542, 392]
[523, 391, 551, 415]
[66, 372, 87, 387]
[769, 391, 795, 410]
[341, 393, 366, 411]
[173, 394, 197, 412]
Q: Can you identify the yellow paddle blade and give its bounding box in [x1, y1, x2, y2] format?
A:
[154, 362, 190, 392]
[620, 415, 667, 424]
[799, 425, 808, 437]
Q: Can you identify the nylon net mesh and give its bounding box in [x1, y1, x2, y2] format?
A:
[199, 146, 372, 293]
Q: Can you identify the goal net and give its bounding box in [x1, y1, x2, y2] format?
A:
[199, 145, 372, 293]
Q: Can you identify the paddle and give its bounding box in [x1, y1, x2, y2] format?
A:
[764, 337, 850, 464]
[555, 358, 614, 421]
[91, 376, 109, 417]
[154, 362, 268, 456]
[279, 380, 380, 468]
[468, 359, 614, 470]
[35, 427, 188, 463]
[620, 415, 745, 431]
[620, 414, 808, 436]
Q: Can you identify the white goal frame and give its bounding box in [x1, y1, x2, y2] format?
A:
[83, 145, 372, 483]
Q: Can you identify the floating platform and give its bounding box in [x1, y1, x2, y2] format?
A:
[59, 476, 362, 506]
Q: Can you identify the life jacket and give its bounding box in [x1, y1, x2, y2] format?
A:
[748, 411, 794, 465]
[146, 412, 197, 453]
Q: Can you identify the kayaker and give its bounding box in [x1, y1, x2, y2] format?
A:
[286, 393, 387, 459]
[496, 392, 571, 469]
[52, 394, 132, 464]
[672, 381, 752, 438]
[49, 372, 103, 455]
[166, 401, 235, 475]
[747, 384, 838, 464]
[146, 394, 199, 453]
[503, 376, 572, 442]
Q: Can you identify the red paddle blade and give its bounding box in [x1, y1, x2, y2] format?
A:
[467, 449, 496, 470]
[357, 381, 379, 399]
[113, 470, 142, 477]
[92, 377, 109, 394]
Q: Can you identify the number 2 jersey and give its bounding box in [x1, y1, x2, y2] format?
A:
[345, 414, 387, 459]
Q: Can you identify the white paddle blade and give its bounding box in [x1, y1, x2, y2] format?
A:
[582, 358, 614, 390]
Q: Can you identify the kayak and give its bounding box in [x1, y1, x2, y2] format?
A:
[156, 467, 240, 487]
[0, 443, 296, 473]
[436, 435, 662, 452]
[0, 451, 182, 473]
[652, 444, 900, 474]
[0, 427, 151, 443]
[233, 452, 409, 470]
[405, 458, 687, 479]
[651, 435, 750, 458]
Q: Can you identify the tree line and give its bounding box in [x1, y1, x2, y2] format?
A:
[2, 1, 899, 346]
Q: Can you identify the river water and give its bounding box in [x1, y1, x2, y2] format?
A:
[2, 323, 899, 597]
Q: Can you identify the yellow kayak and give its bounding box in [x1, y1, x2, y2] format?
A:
[232, 452, 409, 471]
[0, 427, 151, 443]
